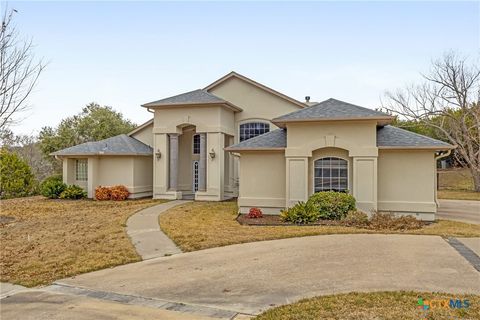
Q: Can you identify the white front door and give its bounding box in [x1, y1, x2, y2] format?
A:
[192, 160, 199, 192]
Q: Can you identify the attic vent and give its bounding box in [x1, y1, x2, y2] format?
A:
[305, 96, 311, 103]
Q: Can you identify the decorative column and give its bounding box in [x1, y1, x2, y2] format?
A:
[169, 134, 179, 191]
[198, 133, 207, 191]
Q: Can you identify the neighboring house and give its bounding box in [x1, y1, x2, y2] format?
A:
[52, 72, 454, 220]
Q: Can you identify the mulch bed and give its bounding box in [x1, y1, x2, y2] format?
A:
[237, 214, 344, 226]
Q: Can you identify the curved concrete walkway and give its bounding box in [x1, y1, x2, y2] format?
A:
[58, 234, 480, 315]
[127, 200, 190, 260]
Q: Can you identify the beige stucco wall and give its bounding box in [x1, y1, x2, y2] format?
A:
[286, 121, 378, 157]
[131, 122, 153, 147]
[62, 155, 153, 199]
[378, 149, 436, 217]
[153, 105, 236, 136]
[97, 157, 134, 187]
[284, 121, 378, 212]
[238, 151, 286, 214]
[133, 157, 153, 198]
[208, 76, 303, 143]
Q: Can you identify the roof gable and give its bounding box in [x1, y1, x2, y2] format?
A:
[51, 134, 153, 156]
[204, 71, 306, 109]
[273, 98, 393, 125]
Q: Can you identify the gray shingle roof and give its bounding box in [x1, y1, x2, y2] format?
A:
[226, 126, 453, 151]
[142, 89, 225, 107]
[273, 98, 392, 122]
[51, 134, 153, 156]
[377, 125, 453, 149]
[225, 129, 286, 150]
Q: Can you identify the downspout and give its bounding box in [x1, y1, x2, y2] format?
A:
[434, 149, 452, 206]
[147, 108, 154, 114]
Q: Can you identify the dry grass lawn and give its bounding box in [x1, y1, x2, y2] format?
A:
[254, 291, 480, 320]
[438, 168, 479, 200]
[0, 196, 164, 287]
[438, 190, 480, 201]
[159, 202, 480, 252]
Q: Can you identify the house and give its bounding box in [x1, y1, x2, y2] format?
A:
[52, 72, 454, 220]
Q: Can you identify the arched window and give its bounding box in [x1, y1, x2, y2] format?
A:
[314, 157, 348, 192]
[239, 122, 270, 142]
[193, 134, 200, 154]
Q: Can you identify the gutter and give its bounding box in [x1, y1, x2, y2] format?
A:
[434, 149, 452, 207]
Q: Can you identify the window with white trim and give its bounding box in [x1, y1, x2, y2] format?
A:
[76, 159, 88, 181]
[314, 157, 348, 192]
[239, 122, 270, 142]
[193, 134, 200, 154]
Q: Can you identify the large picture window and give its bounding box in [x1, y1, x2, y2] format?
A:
[239, 122, 270, 142]
[76, 159, 88, 181]
[314, 157, 348, 192]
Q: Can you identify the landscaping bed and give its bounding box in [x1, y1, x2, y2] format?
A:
[237, 214, 344, 226]
[0, 196, 165, 287]
[159, 201, 480, 252]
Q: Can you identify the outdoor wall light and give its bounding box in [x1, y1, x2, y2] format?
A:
[209, 148, 216, 159]
[155, 149, 162, 159]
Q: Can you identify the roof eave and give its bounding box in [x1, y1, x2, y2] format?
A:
[225, 147, 285, 152]
[51, 152, 153, 157]
[377, 145, 456, 151]
[128, 119, 154, 136]
[140, 101, 243, 112]
[272, 116, 394, 127]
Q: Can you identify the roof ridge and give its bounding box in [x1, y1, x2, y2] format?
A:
[120, 134, 136, 153]
[327, 98, 389, 116]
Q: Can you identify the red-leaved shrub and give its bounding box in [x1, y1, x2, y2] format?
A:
[95, 186, 111, 200]
[95, 185, 130, 201]
[247, 207, 263, 219]
[110, 185, 130, 201]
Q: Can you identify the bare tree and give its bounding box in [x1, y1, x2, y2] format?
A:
[383, 52, 480, 191]
[0, 7, 45, 130]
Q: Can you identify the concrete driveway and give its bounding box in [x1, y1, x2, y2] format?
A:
[51, 234, 480, 315]
[437, 199, 480, 224]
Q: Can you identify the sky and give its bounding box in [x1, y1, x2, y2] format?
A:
[4, 1, 480, 135]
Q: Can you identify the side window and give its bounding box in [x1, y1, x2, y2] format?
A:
[239, 122, 270, 142]
[76, 159, 88, 181]
[193, 134, 200, 154]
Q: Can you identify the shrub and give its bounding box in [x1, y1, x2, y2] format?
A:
[95, 186, 111, 200]
[247, 207, 263, 219]
[40, 176, 67, 199]
[342, 210, 369, 227]
[308, 191, 356, 220]
[110, 185, 130, 201]
[60, 185, 87, 199]
[40, 174, 63, 188]
[369, 212, 423, 230]
[281, 201, 320, 224]
[0, 149, 36, 199]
